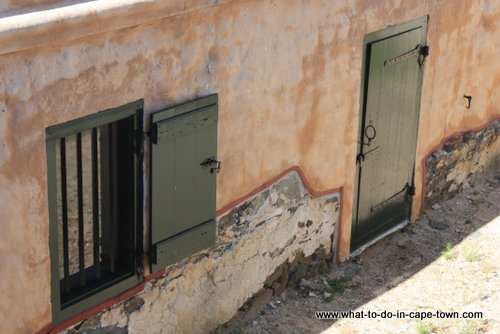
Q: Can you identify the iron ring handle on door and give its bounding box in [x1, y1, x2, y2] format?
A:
[364, 124, 377, 145]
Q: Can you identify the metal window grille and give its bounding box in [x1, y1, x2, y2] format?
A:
[46, 101, 143, 323]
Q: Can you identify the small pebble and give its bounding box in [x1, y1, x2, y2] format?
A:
[428, 219, 449, 230]
[468, 231, 482, 239]
[432, 203, 442, 210]
[322, 277, 329, 287]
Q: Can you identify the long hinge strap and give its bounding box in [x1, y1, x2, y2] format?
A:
[384, 44, 429, 67]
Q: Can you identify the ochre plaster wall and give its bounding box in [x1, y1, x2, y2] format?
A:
[0, 0, 499, 333]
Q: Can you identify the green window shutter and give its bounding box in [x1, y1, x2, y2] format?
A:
[150, 94, 218, 273]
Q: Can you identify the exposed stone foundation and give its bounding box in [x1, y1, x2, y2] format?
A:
[233, 246, 332, 320]
[64, 172, 340, 334]
[425, 119, 500, 204]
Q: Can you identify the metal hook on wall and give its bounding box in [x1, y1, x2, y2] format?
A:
[463, 95, 472, 109]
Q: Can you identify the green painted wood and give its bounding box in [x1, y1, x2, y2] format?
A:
[363, 16, 428, 45]
[151, 94, 218, 124]
[154, 106, 218, 142]
[46, 100, 143, 140]
[352, 17, 427, 251]
[46, 139, 62, 323]
[54, 274, 141, 324]
[150, 96, 218, 274]
[153, 220, 216, 270]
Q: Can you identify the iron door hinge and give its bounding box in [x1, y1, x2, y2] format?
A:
[406, 184, 416, 196]
[135, 129, 144, 156]
[370, 183, 414, 212]
[384, 44, 429, 67]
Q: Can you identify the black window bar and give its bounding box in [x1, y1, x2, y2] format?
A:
[91, 128, 101, 281]
[60, 138, 70, 294]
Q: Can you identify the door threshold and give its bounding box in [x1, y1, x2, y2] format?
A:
[349, 219, 409, 259]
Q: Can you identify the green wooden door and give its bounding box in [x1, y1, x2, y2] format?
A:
[352, 17, 428, 251]
[150, 94, 218, 273]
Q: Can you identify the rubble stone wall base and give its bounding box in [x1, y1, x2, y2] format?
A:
[425, 119, 500, 204]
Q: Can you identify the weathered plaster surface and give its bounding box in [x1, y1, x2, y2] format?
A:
[64, 172, 339, 334]
[0, 0, 499, 332]
[0, 1, 221, 54]
[413, 0, 500, 219]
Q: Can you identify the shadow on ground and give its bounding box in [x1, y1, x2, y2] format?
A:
[220, 176, 500, 334]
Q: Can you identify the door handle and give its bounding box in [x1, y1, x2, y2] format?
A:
[364, 123, 377, 146]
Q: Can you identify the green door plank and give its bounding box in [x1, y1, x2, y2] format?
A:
[355, 39, 386, 237]
[382, 31, 410, 200]
[401, 28, 423, 184]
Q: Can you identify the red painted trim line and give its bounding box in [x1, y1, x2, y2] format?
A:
[335, 190, 344, 264]
[216, 166, 342, 216]
[38, 283, 145, 334]
[215, 165, 345, 263]
[418, 114, 500, 216]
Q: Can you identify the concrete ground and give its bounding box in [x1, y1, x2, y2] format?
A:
[220, 175, 500, 334]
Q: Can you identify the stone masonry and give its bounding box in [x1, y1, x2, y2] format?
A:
[425, 119, 500, 204]
[64, 171, 340, 334]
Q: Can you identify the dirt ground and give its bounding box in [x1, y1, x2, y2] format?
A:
[220, 175, 500, 334]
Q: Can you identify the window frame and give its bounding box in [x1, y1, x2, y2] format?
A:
[46, 100, 144, 324]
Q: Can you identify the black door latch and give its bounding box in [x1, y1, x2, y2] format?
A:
[200, 157, 221, 174]
[356, 146, 379, 165]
